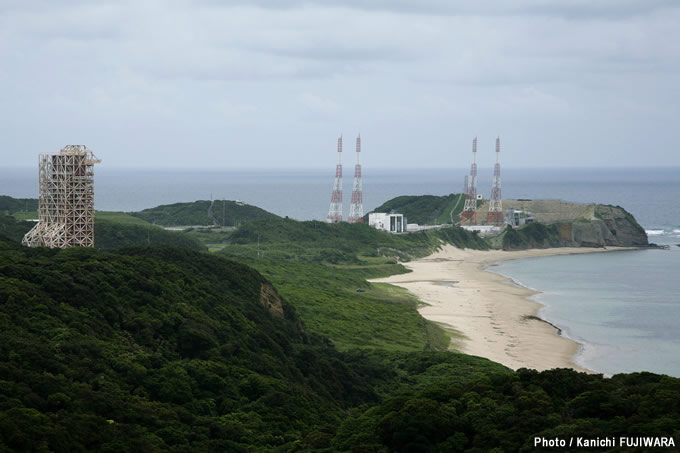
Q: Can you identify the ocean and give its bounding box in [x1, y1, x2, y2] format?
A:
[2, 166, 679, 376]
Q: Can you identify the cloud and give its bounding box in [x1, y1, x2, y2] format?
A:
[195, 0, 679, 19]
[0, 0, 678, 168]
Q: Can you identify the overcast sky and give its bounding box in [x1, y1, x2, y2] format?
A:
[1, 0, 678, 169]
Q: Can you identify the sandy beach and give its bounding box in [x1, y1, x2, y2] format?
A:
[371, 245, 632, 372]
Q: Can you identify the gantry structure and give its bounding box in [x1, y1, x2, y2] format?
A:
[348, 135, 364, 223]
[22, 145, 101, 248]
[487, 137, 503, 225]
[326, 136, 343, 223]
[460, 137, 478, 225]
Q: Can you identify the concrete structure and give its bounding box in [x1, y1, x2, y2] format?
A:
[369, 212, 407, 233]
[461, 225, 502, 236]
[326, 136, 343, 223]
[348, 135, 364, 223]
[22, 145, 101, 248]
[505, 208, 535, 227]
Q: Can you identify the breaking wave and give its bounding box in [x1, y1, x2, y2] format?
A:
[646, 230, 666, 236]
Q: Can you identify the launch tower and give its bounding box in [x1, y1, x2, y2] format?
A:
[487, 137, 503, 225]
[348, 135, 364, 223]
[22, 145, 101, 248]
[326, 136, 343, 223]
[460, 137, 478, 224]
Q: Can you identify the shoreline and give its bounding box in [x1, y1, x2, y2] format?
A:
[371, 245, 636, 372]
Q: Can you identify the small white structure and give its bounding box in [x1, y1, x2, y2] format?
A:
[369, 212, 407, 233]
[461, 225, 502, 236]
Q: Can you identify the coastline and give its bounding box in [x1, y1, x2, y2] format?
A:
[371, 245, 635, 372]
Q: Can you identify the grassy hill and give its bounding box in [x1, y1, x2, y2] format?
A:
[2, 237, 679, 451]
[0, 195, 38, 216]
[0, 214, 204, 251]
[217, 218, 486, 351]
[368, 193, 467, 225]
[131, 200, 279, 227]
[0, 238, 508, 451]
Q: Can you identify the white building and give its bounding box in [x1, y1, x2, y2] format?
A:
[369, 212, 407, 233]
[460, 225, 502, 236]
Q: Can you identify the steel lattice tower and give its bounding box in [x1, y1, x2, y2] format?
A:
[23, 145, 101, 248]
[487, 137, 503, 225]
[348, 135, 364, 223]
[326, 136, 343, 223]
[460, 137, 478, 224]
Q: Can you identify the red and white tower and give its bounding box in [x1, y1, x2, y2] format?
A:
[348, 135, 364, 223]
[487, 137, 503, 225]
[460, 137, 478, 224]
[326, 136, 343, 223]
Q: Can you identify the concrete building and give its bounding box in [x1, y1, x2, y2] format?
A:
[369, 212, 407, 233]
[461, 225, 502, 236]
[505, 208, 535, 227]
[22, 145, 101, 248]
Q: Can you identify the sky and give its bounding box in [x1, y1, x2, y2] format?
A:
[0, 0, 678, 169]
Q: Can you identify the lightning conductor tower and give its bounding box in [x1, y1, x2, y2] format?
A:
[326, 136, 343, 223]
[22, 145, 101, 248]
[460, 137, 478, 224]
[348, 135, 364, 223]
[487, 137, 503, 225]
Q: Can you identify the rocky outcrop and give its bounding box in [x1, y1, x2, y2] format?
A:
[260, 282, 284, 318]
[503, 204, 648, 250]
[564, 205, 647, 247]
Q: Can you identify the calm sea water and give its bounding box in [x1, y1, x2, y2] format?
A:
[2, 166, 679, 376]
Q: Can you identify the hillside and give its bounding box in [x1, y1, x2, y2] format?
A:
[0, 195, 38, 216]
[367, 193, 466, 225]
[131, 200, 279, 227]
[217, 218, 486, 351]
[0, 214, 204, 251]
[368, 194, 648, 249]
[0, 241, 367, 450]
[2, 237, 680, 451]
[0, 238, 507, 451]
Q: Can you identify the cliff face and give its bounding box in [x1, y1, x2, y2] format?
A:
[566, 205, 647, 247]
[503, 205, 648, 250]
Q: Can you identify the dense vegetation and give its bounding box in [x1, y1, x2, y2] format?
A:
[95, 220, 205, 251]
[3, 194, 675, 451]
[227, 217, 487, 262]
[0, 195, 38, 216]
[2, 238, 679, 451]
[216, 218, 486, 351]
[502, 223, 562, 250]
[0, 237, 505, 451]
[333, 368, 680, 452]
[0, 214, 204, 251]
[0, 216, 34, 244]
[367, 194, 466, 225]
[131, 200, 279, 227]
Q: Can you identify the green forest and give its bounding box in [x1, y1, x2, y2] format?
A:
[1, 195, 678, 451]
[131, 200, 280, 227]
[1, 237, 679, 451]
